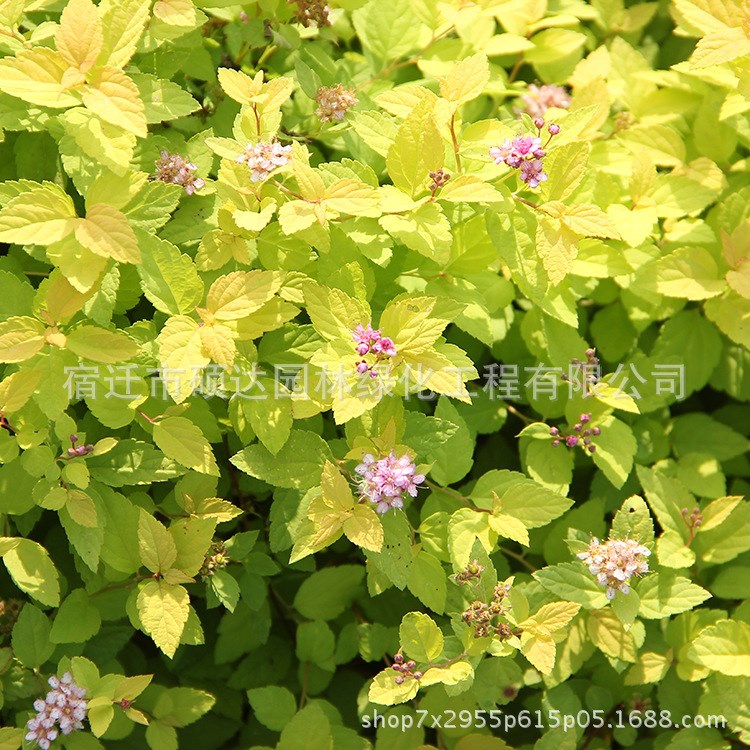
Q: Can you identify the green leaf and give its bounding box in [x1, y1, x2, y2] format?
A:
[242, 390, 293, 455]
[689, 619, 750, 676]
[637, 572, 711, 619]
[3, 539, 60, 606]
[131, 73, 200, 123]
[612, 495, 655, 546]
[0, 316, 46, 363]
[145, 722, 178, 750]
[50, 589, 101, 643]
[379, 202, 452, 264]
[591, 416, 637, 488]
[152, 687, 216, 727]
[136, 231, 204, 316]
[11, 604, 53, 667]
[0, 185, 76, 245]
[246, 686, 297, 732]
[65, 325, 139, 363]
[208, 569, 240, 612]
[385, 99, 443, 197]
[399, 611, 443, 662]
[406, 551, 447, 614]
[472, 469, 573, 528]
[169, 516, 216, 577]
[230, 430, 333, 490]
[293, 565, 364, 620]
[153, 416, 219, 476]
[534, 562, 609, 608]
[277, 704, 333, 750]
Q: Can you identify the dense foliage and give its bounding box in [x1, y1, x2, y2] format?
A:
[0, 0, 749, 748]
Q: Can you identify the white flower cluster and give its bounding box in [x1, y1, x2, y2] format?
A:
[25, 672, 88, 749]
[577, 537, 651, 599]
[236, 140, 292, 182]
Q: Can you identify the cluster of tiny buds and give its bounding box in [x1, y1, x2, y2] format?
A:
[461, 582, 512, 639]
[289, 0, 331, 27]
[681, 507, 703, 543]
[428, 169, 450, 195]
[454, 559, 485, 584]
[489, 122, 559, 189]
[199, 541, 229, 579]
[612, 111, 635, 133]
[520, 84, 571, 119]
[315, 85, 358, 122]
[66, 434, 93, 458]
[351, 324, 397, 379]
[154, 150, 205, 195]
[681, 507, 703, 528]
[392, 654, 422, 684]
[561, 347, 600, 384]
[550, 414, 600, 454]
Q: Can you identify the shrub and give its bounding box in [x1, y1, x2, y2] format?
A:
[0, 0, 748, 748]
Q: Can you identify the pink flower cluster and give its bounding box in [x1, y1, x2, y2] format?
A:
[236, 140, 292, 182]
[577, 537, 651, 600]
[520, 84, 571, 119]
[351, 324, 397, 379]
[490, 121, 560, 189]
[315, 85, 358, 122]
[355, 451, 424, 514]
[154, 150, 206, 195]
[25, 672, 88, 749]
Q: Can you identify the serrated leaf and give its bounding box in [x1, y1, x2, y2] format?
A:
[74, 204, 141, 264]
[136, 580, 189, 658]
[153, 416, 219, 476]
[399, 611, 443, 662]
[138, 510, 177, 574]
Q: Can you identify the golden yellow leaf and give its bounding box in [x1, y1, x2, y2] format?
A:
[56, 0, 103, 72]
[82, 67, 147, 137]
[97, 0, 150, 69]
[0, 48, 80, 108]
[74, 204, 141, 264]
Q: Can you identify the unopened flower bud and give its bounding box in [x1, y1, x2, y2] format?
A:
[395, 675, 404, 684]
[534, 117, 544, 130]
[548, 123, 560, 135]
